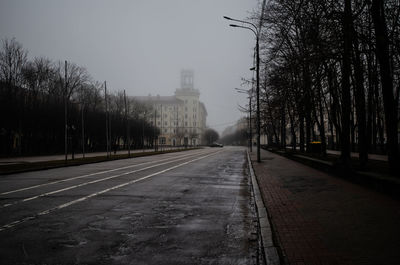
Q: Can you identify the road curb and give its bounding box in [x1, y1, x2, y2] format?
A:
[247, 151, 281, 265]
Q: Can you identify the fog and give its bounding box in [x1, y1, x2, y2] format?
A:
[0, 0, 259, 133]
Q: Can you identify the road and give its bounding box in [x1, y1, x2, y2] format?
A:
[0, 147, 258, 265]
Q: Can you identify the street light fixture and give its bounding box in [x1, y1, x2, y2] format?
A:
[224, 15, 261, 162]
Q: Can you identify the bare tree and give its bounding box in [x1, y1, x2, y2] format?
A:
[56, 61, 90, 100]
[22, 57, 55, 98]
[0, 38, 27, 87]
[175, 127, 185, 146]
[203, 128, 219, 145]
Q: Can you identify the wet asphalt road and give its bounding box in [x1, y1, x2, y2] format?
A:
[0, 147, 258, 265]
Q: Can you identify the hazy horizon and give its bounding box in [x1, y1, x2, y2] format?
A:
[0, 0, 260, 134]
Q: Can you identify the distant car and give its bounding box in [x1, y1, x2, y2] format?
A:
[209, 142, 223, 147]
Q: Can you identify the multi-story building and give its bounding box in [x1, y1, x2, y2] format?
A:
[134, 70, 207, 146]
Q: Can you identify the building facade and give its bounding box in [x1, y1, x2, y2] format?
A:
[135, 70, 207, 146]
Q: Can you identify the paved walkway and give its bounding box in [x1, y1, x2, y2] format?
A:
[250, 149, 400, 265]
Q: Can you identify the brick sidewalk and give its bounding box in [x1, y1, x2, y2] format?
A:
[251, 149, 400, 265]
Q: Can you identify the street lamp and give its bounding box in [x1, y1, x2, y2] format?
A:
[235, 88, 253, 153]
[224, 16, 261, 162]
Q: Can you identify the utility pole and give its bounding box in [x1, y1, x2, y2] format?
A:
[160, 104, 163, 151]
[124, 89, 130, 157]
[109, 102, 112, 155]
[154, 109, 157, 152]
[81, 103, 85, 158]
[142, 111, 145, 152]
[249, 91, 252, 153]
[105, 81, 109, 158]
[176, 106, 178, 149]
[64, 60, 68, 162]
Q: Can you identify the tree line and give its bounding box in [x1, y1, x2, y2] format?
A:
[0, 38, 159, 157]
[252, 0, 399, 172]
[220, 129, 247, 146]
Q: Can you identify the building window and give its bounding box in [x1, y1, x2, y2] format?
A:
[185, 114, 188, 119]
[159, 137, 166, 144]
[157, 121, 160, 126]
[185, 121, 188, 126]
[164, 121, 168, 126]
[164, 128, 168, 133]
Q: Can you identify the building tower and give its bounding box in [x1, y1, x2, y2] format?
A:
[180, 69, 194, 90]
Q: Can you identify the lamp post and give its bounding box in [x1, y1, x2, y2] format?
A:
[235, 88, 253, 152]
[224, 16, 261, 162]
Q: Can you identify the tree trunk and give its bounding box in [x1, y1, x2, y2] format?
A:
[299, 114, 305, 152]
[351, 18, 368, 166]
[371, 0, 399, 173]
[340, 0, 352, 166]
[303, 62, 312, 153]
[281, 104, 286, 149]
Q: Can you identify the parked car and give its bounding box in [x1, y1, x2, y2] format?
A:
[209, 142, 223, 147]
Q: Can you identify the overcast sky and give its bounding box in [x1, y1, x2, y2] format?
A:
[0, 0, 259, 133]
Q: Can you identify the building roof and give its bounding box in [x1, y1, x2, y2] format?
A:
[174, 88, 200, 97]
[133, 94, 207, 116]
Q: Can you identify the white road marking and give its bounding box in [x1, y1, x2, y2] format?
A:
[1, 150, 210, 208]
[0, 149, 207, 195]
[0, 149, 224, 232]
